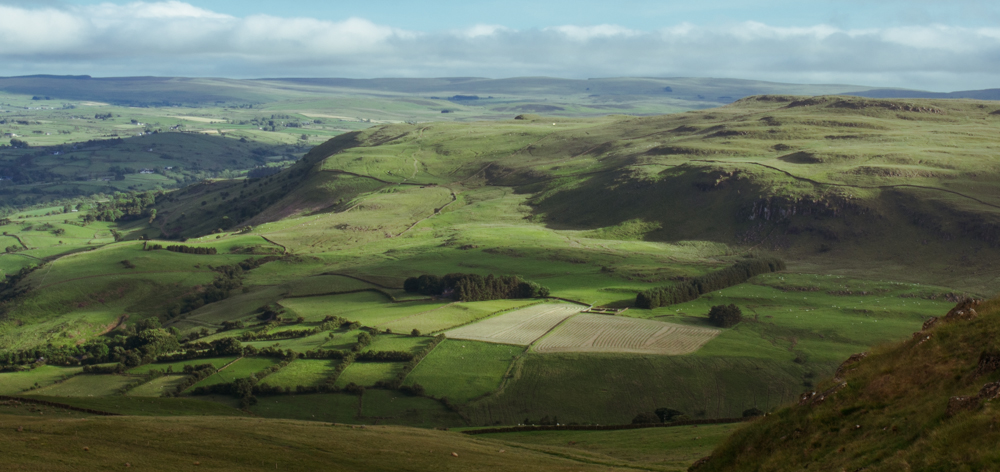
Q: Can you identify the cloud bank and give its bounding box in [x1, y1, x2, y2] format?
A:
[1, 1, 999, 91]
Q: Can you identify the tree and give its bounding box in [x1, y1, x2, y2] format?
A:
[410, 329, 421, 337]
[708, 304, 743, 328]
[742, 407, 765, 418]
[631, 412, 661, 424]
[655, 408, 685, 423]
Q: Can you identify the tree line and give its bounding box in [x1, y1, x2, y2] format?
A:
[635, 257, 786, 309]
[82, 190, 159, 223]
[404, 273, 550, 301]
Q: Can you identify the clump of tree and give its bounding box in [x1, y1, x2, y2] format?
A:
[631, 408, 688, 425]
[404, 273, 550, 301]
[0, 317, 179, 371]
[708, 304, 743, 328]
[83, 191, 159, 223]
[636, 257, 785, 309]
[164, 245, 218, 255]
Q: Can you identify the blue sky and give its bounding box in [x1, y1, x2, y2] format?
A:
[0, 0, 998, 90]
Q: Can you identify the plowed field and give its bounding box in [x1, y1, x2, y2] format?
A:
[533, 314, 719, 354]
[444, 304, 582, 345]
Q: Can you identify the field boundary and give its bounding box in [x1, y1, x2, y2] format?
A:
[258, 236, 288, 254]
[319, 272, 403, 290]
[280, 287, 434, 304]
[2, 395, 120, 416]
[461, 416, 754, 435]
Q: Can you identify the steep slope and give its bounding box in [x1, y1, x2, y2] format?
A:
[693, 297, 1000, 471]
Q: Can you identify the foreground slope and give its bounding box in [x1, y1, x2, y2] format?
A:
[695, 298, 1000, 471]
[0, 411, 727, 471]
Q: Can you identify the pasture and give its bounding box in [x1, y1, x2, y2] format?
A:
[190, 357, 280, 389]
[533, 314, 720, 355]
[334, 362, 404, 388]
[29, 374, 134, 397]
[259, 359, 339, 388]
[445, 304, 583, 345]
[404, 339, 522, 403]
[0, 365, 83, 394]
[127, 376, 190, 397]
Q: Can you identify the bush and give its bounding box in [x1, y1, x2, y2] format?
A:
[708, 304, 743, 328]
[655, 408, 686, 423]
[743, 407, 765, 417]
[403, 273, 550, 301]
[631, 412, 661, 424]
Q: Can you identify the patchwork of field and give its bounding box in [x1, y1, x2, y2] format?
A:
[190, 357, 279, 389]
[444, 304, 583, 345]
[534, 314, 720, 355]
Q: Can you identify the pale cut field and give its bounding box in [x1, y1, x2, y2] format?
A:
[533, 314, 720, 355]
[444, 304, 582, 345]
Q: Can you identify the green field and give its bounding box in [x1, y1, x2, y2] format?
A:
[259, 359, 339, 388]
[279, 292, 447, 324]
[190, 358, 281, 389]
[29, 374, 134, 397]
[129, 357, 238, 375]
[0, 366, 83, 394]
[406, 339, 522, 403]
[335, 362, 406, 388]
[127, 376, 192, 397]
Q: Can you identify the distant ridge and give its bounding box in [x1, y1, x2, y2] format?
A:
[844, 88, 1000, 100]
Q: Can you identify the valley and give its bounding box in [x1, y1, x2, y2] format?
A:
[2, 89, 999, 470]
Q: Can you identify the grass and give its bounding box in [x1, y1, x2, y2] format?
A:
[696, 297, 1000, 471]
[0, 366, 84, 394]
[360, 389, 466, 428]
[190, 357, 280, 389]
[465, 353, 808, 426]
[405, 339, 522, 403]
[364, 334, 434, 353]
[126, 376, 191, 397]
[335, 362, 405, 388]
[480, 423, 740, 471]
[0, 413, 654, 471]
[27, 374, 134, 397]
[128, 357, 238, 375]
[259, 359, 339, 388]
[382, 300, 539, 334]
[251, 393, 360, 424]
[278, 292, 448, 324]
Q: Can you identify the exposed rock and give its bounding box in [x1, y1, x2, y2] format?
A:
[922, 317, 939, 331]
[835, 353, 868, 380]
[978, 381, 1000, 400]
[944, 299, 981, 322]
[799, 381, 847, 406]
[975, 352, 1000, 378]
[947, 396, 980, 416]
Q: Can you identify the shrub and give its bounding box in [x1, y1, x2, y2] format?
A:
[708, 304, 743, 328]
[631, 412, 661, 424]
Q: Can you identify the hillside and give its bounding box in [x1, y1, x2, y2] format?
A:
[0, 94, 998, 454]
[694, 297, 1000, 471]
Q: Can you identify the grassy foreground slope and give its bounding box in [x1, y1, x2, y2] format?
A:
[0, 413, 717, 471]
[695, 298, 1000, 471]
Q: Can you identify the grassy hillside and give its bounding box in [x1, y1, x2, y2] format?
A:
[694, 297, 1000, 471]
[1, 94, 997, 458]
[0, 412, 711, 471]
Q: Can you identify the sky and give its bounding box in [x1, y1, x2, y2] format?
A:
[0, 0, 999, 91]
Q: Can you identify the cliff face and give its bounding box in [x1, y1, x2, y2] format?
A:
[692, 298, 1000, 471]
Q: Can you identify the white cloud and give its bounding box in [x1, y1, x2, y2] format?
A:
[2, 2, 1000, 91]
[546, 24, 639, 41]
